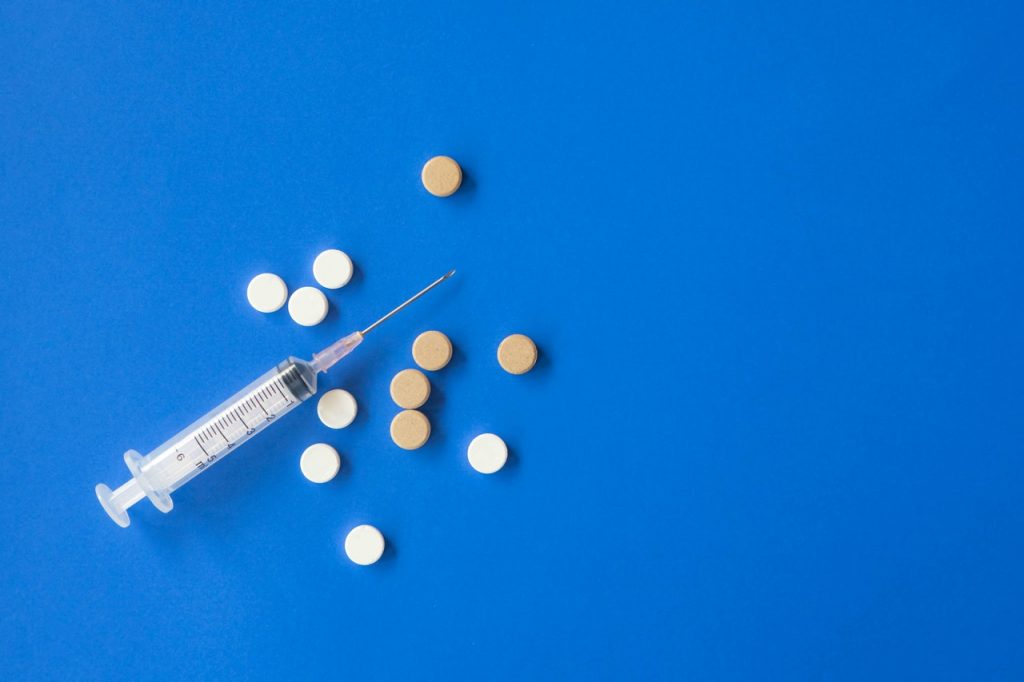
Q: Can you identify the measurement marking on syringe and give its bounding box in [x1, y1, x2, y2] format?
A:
[272, 378, 294, 405]
[194, 436, 211, 458]
[213, 423, 230, 445]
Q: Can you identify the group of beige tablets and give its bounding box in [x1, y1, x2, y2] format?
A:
[390, 331, 538, 476]
[388, 331, 450, 449]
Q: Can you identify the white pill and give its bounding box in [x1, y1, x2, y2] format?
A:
[288, 286, 329, 326]
[300, 443, 340, 483]
[313, 249, 354, 289]
[467, 433, 508, 474]
[317, 389, 358, 429]
[246, 273, 288, 313]
[344, 524, 386, 565]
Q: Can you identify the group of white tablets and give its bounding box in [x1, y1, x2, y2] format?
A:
[299, 387, 390, 566]
[246, 248, 354, 325]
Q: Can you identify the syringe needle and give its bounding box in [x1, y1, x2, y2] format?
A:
[309, 269, 455, 375]
[360, 269, 456, 336]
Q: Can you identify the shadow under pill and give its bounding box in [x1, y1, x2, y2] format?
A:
[449, 168, 476, 204]
[525, 342, 554, 385]
[501, 444, 520, 474]
[444, 343, 467, 375]
[332, 454, 348, 479]
[423, 417, 447, 454]
[319, 298, 341, 325]
[379, 538, 397, 562]
[424, 381, 447, 411]
[345, 261, 365, 292]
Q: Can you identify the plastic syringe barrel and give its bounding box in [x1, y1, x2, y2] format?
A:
[95, 357, 318, 527]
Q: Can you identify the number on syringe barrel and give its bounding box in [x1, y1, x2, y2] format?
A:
[196, 383, 291, 460]
[146, 371, 298, 490]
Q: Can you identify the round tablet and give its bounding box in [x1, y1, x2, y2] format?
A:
[246, 273, 288, 313]
[288, 286, 329, 326]
[412, 330, 453, 371]
[421, 156, 463, 197]
[312, 249, 354, 289]
[390, 410, 431, 450]
[467, 433, 508, 474]
[300, 443, 341, 483]
[389, 369, 431, 409]
[344, 524, 385, 566]
[317, 389, 358, 429]
[497, 334, 538, 374]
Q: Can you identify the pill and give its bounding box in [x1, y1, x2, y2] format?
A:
[300, 443, 341, 483]
[390, 410, 431, 450]
[412, 330, 453, 371]
[288, 286, 329, 326]
[312, 249, 354, 289]
[420, 155, 463, 197]
[467, 433, 508, 474]
[317, 389, 358, 429]
[389, 369, 431, 409]
[497, 334, 538, 374]
[344, 524, 386, 565]
[246, 273, 288, 313]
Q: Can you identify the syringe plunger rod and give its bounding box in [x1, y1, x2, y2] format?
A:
[96, 479, 144, 528]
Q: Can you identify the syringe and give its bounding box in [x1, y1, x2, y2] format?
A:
[96, 269, 455, 527]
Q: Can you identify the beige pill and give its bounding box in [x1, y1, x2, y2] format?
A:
[390, 369, 431, 409]
[390, 410, 431, 450]
[412, 330, 453, 371]
[421, 156, 462, 197]
[497, 334, 538, 375]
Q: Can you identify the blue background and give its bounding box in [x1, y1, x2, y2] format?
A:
[2, 2, 1022, 679]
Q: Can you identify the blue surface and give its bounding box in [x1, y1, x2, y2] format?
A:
[2, 2, 1023, 679]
